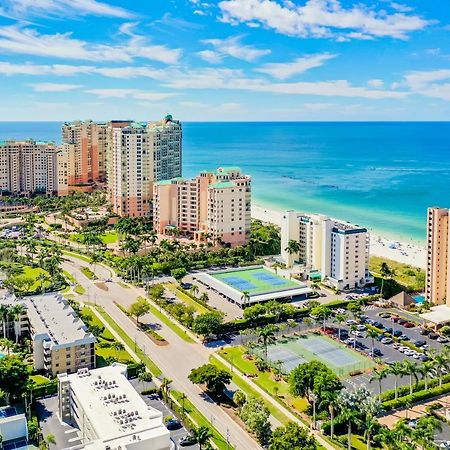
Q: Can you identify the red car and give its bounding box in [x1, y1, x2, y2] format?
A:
[391, 316, 400, 323]
[404, 322, 415, 328]
[398, 319, 408, 325]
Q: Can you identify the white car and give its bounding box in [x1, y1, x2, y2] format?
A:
[440, 442, 450, 449]
[398, 346, 408, 353]
[346, 319, 357, 325]
[335, 308, 346, 314]
[404, 349, 415, 357]
[412, 352, 423, 359]
[351, 330, 365, 338]
[356, 324, 367, 331]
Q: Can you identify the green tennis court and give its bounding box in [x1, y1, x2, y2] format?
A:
[211, 267, 301, 295]
[258, 334, 375, 378]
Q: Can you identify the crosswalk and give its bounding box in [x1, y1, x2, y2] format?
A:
[362, 305, 377, 311]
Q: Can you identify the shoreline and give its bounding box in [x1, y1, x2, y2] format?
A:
[251, 204, 426, 269]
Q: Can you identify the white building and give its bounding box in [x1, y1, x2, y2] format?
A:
[0, 406, 28, 445]
[281, 211, 373, 290]
[58, 364, 172, 450]
[0, 293, 96, 375]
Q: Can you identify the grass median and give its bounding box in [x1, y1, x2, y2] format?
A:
[94, 305, 162, 377]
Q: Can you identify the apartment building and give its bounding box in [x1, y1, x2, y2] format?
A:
[0, 140, 67, 196]
[425, 207, 450, 305]
[58, 364, 172, 450]
[107, 116, 182, 217]
[281, 211, 373, 290]
[62, 120, 108, 188]
[153, 167, 251, 246]
[0, 293, 95, 375]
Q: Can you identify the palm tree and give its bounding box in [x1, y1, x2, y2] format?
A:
[285, 239, 301, 257]
[160, 377, 172, 400]
[190, 285, 199, 297]
[349, 324, 358, 349]
[320, 389, 339, 440]
[0, 305, 8, 338]
[366, 329, 379, 358]
[111, 341, 125, 359]
[334, 313, 347, 340]
[138, 370, 152, 390]
[192, 425, 211, 450]
[389, 361, 406, 399]
[241, 291, 250, 308]
[433, 353, 449, 387]
[338, 393, 357, 450]
[379, 262, 395, 297]
[370, 368, 387, 399]
[403, 360, 418, 396]
[89, 252, 102, 276]
[199, 292, 209, 304]
[417, 360, 434, 390]
[9, 304, 25, 344]
[0, 338, 14, 356]
[257, 325, 277, 360]
[37, 272, 50, 294]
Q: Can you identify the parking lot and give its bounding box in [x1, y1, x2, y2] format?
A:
[335, 306, 449, 392]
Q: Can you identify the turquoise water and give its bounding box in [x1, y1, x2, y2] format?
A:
[414, 295, 425, 304]
[1, 121, 449, 243]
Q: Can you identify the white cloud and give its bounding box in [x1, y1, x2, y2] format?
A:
[0, 25, 181, 64]
[218, 0, 432, 40]
[402, 69, 450, 101]
[85, 89, 178, 101]
[28, 82, 82, 92]
[0, 0, 133, 19]
[255, 53, 336, 80]
[201, 35, 270, 62]
[367, 79, 384, 88]
[197, 50, 223, 64]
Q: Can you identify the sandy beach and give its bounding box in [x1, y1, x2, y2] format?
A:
[251, 204, 426, 269]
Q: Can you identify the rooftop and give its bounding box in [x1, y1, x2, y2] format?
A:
[209, 181, 236, 189]
[60, 364, 169, 448]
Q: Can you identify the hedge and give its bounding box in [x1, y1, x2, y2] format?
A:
[31, 379, 57, 398]
[383, 381, 450, 411]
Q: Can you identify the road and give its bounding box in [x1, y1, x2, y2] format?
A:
[61, 255, 262, 450]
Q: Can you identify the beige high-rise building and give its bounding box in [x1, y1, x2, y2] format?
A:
[0, 140, 68, 196]
[107, 115, 182, 217]
[62, 120, 108, 189]
[154, 167, 251, 246]
[281, 211, 373, 290]
[425, 207, 450, 305]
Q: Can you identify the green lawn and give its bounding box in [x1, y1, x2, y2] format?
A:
[10, 265, 51, 292]
[81, 266, 97, 280]
[82, 307, 115, 340]
[70, 231, 118, 245]
[63, 270, 76, 284]
[62, 250, 92, 263]
[30, 374, 50, 385]
[165, 283, 209, 314]
[74, 284, 86, 295]
[94, 306, 162, 377]
[212, 267, 301, 296]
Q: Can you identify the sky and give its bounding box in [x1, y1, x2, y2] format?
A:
[0, 0, 449, 121]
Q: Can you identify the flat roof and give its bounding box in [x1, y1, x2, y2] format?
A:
[1, 293, 95, 347]
[420, 304, 450, 325]
[197, 266, 312, 305]
[60, 364, 169, 447]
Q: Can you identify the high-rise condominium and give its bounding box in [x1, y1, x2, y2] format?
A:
[153, 167, 251, 246]
[425, 207, 450, 305]
[61, 120, 108, 189]
[107, 115, 182, 217]
[0, 140, 68, 196]
[281, 211, 373, 290]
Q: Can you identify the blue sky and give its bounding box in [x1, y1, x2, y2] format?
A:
[0, 0, 449, 121]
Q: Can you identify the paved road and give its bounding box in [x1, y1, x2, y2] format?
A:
[61, 255, 262, 450]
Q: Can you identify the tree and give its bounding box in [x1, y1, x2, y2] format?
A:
[433, 353, 449, 387]
[89, 252, 102, 276]
[160, 378, 172, 399]
[417, 361, 434, 390]
[9, 304, 25, 344]
[388, 361, 406, 400]
[269, 422, 317, 450]
[190, 285, 199, 297]
[192, 313, 223, 340]
[241, 290, 251, 307]
[366, 329, 379, 358]
[45, 434, 56, 448]
[0, 305, 8, 338]
[402, 360, 418, 396]
[138, 370, 152, 389]
[0, 356, 30, 402]
[239, 396, 272, 445]
[128, 297, 151, 325]
[379, 262, 395, 297]
[370, 368, 387, 399]
[111, 341, 125, 359]
[257, 325, 277, 360]
[192, 425, 211, 450]
[311, 305, 332, 330]
[334, 313, 347, 340]
[171, 267, 187, 284]
[188, 363, 231, 395]
[233, 390, 247, 408]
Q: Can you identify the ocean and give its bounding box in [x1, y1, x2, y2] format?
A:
[1, 121, 449, 244]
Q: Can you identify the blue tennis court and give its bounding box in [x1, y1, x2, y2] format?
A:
[222, 276, 256, 291]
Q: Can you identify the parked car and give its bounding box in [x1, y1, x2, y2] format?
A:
[429, 333, 439, 340]
[372, 348, 383, 357]
[379, 312, 391, 318]
[398, 319, 408, 325]
[404, 349, 415, 357]
[438, 336, 449, 343]
[392, 316, 400, 323]
[419, 355, 430, 362]
[334, 308, 346, 315]
[399, 334, 410, 341]
[381, 337, 393, 344]
[419, 328, 431, 335]
[413, 340, 426, 347]
[373, 322, 384, 329]
[359, 315, 369, 323]
[439, 442, 450, 450]
[166, 419, 182, 430]
[351, 330, 365, 338]
[393, 343, 402, 349]
[393, 330, 403, 337]
[384, 327, 393, 334]
[408, 419, 418, 428]
[356, 324, 367, 331]
[346, 319, 357, 325]
[404, 322, 415, 328]
[412, 352, 423, 359]
[179, 435, 197, 447]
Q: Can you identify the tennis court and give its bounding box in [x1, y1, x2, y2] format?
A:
[259, 334, 375, 377]
[212, 267, 301, 295]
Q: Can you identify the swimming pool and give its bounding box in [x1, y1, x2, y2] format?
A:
[414, 295, 425, 304]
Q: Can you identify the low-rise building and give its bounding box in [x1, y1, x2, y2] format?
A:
[281, 211, 373, 290]
[153, 167, 251, 246]
[0, 293, 95, 375]
[58, 364, 172, 450]
[0, 406, 28, 446]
